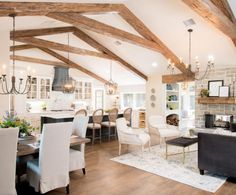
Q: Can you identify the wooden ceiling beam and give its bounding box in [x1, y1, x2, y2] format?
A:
[119, 5, 194, 76]
[210, 0, 236, 23]
[14, 37, 112, 60]
[183, 0, 236, 46]
[47, 12, 162, 53]
[11, 26, 75, 39]
[10, 55, 67, 67]
[0, 2, 123, 16]
[39, 47, 109, 84]
[10, 44, 35, 51]
[73, 28, 147, 81]
[162, 73, 195, 84]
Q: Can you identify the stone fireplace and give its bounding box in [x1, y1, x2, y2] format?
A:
[195, 68, 236, 128]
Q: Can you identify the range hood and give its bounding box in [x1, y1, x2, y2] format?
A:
[52, 67, 70, 91]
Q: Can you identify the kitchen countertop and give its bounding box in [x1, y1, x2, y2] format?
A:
[41, 111, 124, 119]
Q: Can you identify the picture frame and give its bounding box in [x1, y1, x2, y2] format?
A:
[208, 80, 224, 97]
[219, 86, 229, 97]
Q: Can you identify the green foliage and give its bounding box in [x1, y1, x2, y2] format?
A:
[0, 111, 34, 137]
[200, 89, 209, 97]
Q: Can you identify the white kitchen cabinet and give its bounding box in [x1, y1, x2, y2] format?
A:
[74, 80, 92, 100]
[27, 76, 51, 100]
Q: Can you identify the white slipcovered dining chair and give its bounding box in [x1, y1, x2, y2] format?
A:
[116, 118, 150, 155]
[148, 115, 180, 146]
[70, 116, 89, 174]
[27, 122, 72, 194]
[0, 128, 19, 195]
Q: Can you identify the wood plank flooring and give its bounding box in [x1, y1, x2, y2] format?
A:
[17, 140, 236, 195]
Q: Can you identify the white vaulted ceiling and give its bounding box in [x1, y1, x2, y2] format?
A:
[0, 0, 236, 85]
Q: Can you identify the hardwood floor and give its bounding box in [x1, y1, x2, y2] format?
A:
[17, 140, 236, 195]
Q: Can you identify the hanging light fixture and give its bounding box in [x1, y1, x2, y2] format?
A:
[0, 14, 32, 95]
[104, 60, 118, 95]
[63, 33, 75, 94]
[167, 23, 214, 81]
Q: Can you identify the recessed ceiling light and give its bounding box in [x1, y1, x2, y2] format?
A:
[152, 62, 158, 67]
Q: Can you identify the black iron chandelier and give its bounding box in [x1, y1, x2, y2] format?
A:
[0, 14, 32, 95]
[168, 28, 214, 80]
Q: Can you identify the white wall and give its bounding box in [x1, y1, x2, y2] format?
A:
[0, 30, 10, 117]
[145, 73, 165, 121]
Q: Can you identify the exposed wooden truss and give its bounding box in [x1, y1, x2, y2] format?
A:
[73, 28, 148, 80]
[10, 55, 67, 67]
[2, 1, 195, 82]
[14, 37, 112, 60]
[162, 73, 195, 84]
[10, 44, 35, 51]
[183, 0, 236, 46]
[39, 47, 109, 84]
[210, 0, 235, 23]
[119, 6, 194, 76]
[0, 2, 123, 16]
[47, 13, 162, 53]
[11, 26, 74, 39]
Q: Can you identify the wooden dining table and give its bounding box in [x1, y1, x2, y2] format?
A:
[17, 136, 90, 157]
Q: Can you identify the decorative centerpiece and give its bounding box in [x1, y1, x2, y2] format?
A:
[0, 111, 35, 139]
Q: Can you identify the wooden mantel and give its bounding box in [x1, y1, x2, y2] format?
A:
[198, 97, 236, 104]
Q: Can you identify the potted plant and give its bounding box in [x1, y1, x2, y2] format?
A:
[200, 89, 209, 97]
[0, 111, 35, 138]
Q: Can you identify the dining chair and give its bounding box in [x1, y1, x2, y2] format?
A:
[70, 116, 89, 174]
[87, 109, 103, 144]
[27, 122, 72, 194]
[116, 118, 150, 155]
[75, 109, 87, 117]
[148, 115, 180, 146]
[123, 108, 132, 127]
[0, 127, 19, 195]
[102, 108, 118, 141]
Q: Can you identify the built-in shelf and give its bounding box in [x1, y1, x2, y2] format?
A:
[198, 97, 236, 104]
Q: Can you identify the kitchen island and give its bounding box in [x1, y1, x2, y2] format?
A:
[41, 112, 124, 131]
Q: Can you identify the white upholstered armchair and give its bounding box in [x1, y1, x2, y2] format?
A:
[148, 115, 180, 146]
[116, 118, 150, 155]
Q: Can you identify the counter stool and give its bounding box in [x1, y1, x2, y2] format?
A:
[87, 109, 103, 144]
[102, 108, 118, 141]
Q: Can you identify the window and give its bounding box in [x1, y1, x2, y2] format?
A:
[190, 95, 195, 110]
[123, 94, 134, 108]
[95, 90, 104, 109]
[122, 93, 145, 109]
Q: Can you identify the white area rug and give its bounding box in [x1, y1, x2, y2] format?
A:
[111, 145, 226, 193]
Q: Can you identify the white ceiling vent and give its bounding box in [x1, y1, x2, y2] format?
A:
[183, 18, 196, 27]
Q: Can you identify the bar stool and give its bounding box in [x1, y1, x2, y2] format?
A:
[123, 107, 132, 127]
[75, 109, 87, 116]
[101, 108, 118, 141]
[87, 109, 103, 144]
